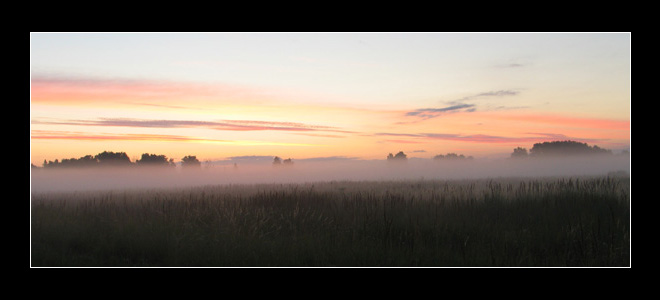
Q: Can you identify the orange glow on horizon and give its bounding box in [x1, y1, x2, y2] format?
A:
[31, 76, 630, 165]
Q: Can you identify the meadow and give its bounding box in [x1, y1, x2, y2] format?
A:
[30, 175, 630, 267]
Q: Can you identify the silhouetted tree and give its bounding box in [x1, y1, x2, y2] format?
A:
[43, 159, 55, 168]
[511, 147, 528, 159]
[387, 151, 407, 162]
[77, 155, 98, 167]
[529, 141, 612, 157]
[181, 155, 201, 168]
[283, 158, 294, 165]
[137, 153, 171, 167]
[273, 156, 282, 166]
[95, 151, 131, 166]
[43, 155, 99, 168]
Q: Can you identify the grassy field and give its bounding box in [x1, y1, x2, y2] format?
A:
[31, 176, 630, 267]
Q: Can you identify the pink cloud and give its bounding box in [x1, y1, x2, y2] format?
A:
[376, 132, 607, 145]
[381, 139, 426, 144]
[31, 117, 355, 134]
[30, 74, 274, 107]
[31, 130, 226, 143]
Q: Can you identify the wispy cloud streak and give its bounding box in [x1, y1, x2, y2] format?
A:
[405, 104, 476, 119]
[30, 130, 225, 143]
[381, 139, 426, 144]
[30, 130, 319, 146]
[454, 90, 519, 103]
[404, 90, 520, 120]
[30, 74, 287, 108]
[375, 132, 605, 144]
[32, 118, 355, 134]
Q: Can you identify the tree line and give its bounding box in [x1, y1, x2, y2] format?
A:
[510, 140, 615, 159]
[35, 151, 297, 170]
[33, 141, 620, 169]
[36, 151, 202, 169]
[386, 151, 473, 162]
[386, 140, 617, 163]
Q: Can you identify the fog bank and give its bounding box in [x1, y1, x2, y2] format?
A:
[31, 156, 630, 193]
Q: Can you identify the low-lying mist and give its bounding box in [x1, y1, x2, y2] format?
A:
[30, 156, 630, 193]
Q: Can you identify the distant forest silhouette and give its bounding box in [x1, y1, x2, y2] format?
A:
[387, 141, 620, 163]
[32, 140, 624, 169]
[433, 153, 474, 160]
[509, 140, 616, 159]
[37, 151, 196, 169]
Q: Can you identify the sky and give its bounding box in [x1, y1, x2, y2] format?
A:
[30, 32, 631, 165]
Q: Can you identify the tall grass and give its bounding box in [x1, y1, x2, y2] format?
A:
[31, 176, 630, 267]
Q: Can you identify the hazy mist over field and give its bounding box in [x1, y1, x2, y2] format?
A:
[30, 155, 630, 193]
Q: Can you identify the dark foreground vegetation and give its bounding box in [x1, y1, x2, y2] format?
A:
[31, 176, 630, 267]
